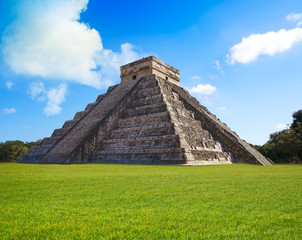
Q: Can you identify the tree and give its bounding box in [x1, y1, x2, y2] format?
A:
[255, 109, 302, 163]
[291, 110, 302, 130]
[0, 140, 39, 162]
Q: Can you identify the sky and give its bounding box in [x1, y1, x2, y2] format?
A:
[0, 0, 302, 145]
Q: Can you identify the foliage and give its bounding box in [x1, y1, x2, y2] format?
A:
[0, 140, 40, 162]
[0, 163, 301, 239]
[291, 110, 302, 130]
[254, 110, 302, 163]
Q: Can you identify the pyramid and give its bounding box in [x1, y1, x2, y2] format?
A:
[18, 56, 273, 165]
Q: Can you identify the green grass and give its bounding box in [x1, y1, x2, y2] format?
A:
[0, 163, 301, 239]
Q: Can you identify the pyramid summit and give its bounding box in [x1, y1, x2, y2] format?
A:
[18, 56, 273, 165]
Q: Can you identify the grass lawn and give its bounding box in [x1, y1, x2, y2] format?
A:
[0, 163, 301, 239]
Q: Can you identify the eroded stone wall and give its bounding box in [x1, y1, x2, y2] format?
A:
[120, 56, 180, 85]
[166, 80, 273, 165]
[40, 78, 141, 164]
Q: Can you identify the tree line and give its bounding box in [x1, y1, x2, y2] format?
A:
[251, 110, 302, 163]
[0, 140, 40, 162]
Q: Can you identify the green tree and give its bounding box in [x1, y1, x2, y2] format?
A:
[0, 140, 39, 162]
[255, 109, 302, 163]
[291, 110, 302, 130]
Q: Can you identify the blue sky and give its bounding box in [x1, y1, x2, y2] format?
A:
[0, 0, 302, 145]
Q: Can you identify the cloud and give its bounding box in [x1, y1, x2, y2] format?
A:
[3, 108, 16, 114]
[226, 27, 302, 64]
[286, 12, 302, 26]
[1, 0, 145, 115]
[212, 60, 224, 76]
[192, 75, 201, 80]
[30, 82, 46, 101]
[2, 0, 103, 88]
[2, 0, 144, 90]
[190, 84, 216, 95]
[22, 124, 32, 129]
[44, 84, 67, 116]
[189, 84, 217, 106]
[277, 123, 287, 130]
[96, 43, 146, 86]
[212, 60, 222, 70]
[5, 81, 14, 90]
[30, 82, 67, 116]
[217, 106, 227, 110]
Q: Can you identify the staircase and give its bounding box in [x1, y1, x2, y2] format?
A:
[18, 74, 270, 165]
[158, 78, 233, 165]
[96, 77, 232, 165]
[96, 78, 186, 164]
[18, 88, 114, 163]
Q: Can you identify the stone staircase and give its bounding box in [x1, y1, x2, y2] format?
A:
[18, 87, 115, 163]
[96, 77, 232, 165]
[18, 74, 271, 165]
[158, 77, 233, 165]
[96, 78, 186, 164]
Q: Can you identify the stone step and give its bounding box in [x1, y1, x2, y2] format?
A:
[137, 79, 158, 89]
[186, 159, 232, 165]
[85, 102, 97, 111]
[62, 120, 77, 128]
[109, 122, 174, 139]
[28, 145, 52, 154]
[189, 139, 224, 151]
[132, 86, 161, 99]
[18, 153, 43, 163]
[190, 150, 232, 162]
[96, 148, 186, 164]
[169, 98, 196, 118]
[51, 127, 70, 137]
[174, 109, 196, 120]
[102, 135, 180, 150]
[118, 112, 170, 128]
[40, 136, 61, 146]
[172, 114, 202, 129]
[128, 94, 163, 108]
[122, 103, 167, 118]
[96, 93, 106, 102]
[95, 158, 186, 165]
[174, 125, 213, 140]
[74, 110, 88, 120]
[107, 84, 118, 93]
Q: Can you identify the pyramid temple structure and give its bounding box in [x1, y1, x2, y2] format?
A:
[18, 56, 273, 165]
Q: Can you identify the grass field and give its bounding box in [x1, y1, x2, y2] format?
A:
[0, 163, 301, 239]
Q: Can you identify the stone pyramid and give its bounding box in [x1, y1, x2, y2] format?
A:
[18, 56, 273, 165]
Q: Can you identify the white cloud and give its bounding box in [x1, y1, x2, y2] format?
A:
[22, 124, 32, 129]
[5, 81, 14, 90]
[217, 106, 227, 110]
[2, 0, 145, 115]
[212, 60, 222, 70]
[190, 84, 216, 95]
[277, 123, 287, 130]
[226, 27, 302, 64]
[192, 75, 201, 80]
[200, 96, 214, 106]
[44, 84, 67, 116]
[212, 60, 224, 76]
[2, 0, 103, 88]
[30, 82, 46, 100]
[3, 108, 16, 114]
[96, 43, 145, 86]
[30, 82, 67, 116]
[286, 12, 302, 26]
[188, 84, 217, 106]
[2, 0, 144, 90]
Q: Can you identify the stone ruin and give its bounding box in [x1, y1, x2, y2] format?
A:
[18, 56, 273, 165]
